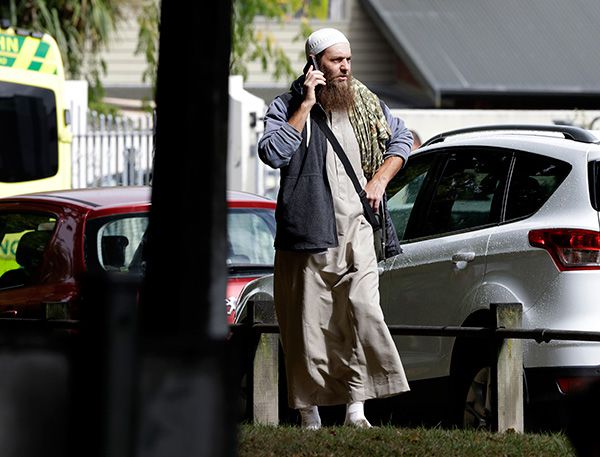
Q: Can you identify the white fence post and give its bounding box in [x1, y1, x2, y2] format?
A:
[495, 303, 524, 433]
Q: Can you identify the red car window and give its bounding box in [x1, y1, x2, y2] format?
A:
[0, 212, 57, 289]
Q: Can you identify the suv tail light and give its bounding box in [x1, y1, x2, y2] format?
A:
[529, 229, 600, 271]
[556, 377, 594, 395]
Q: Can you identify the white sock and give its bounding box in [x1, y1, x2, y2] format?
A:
[345, 401, 372, 428]
[299, 405, 321, 430]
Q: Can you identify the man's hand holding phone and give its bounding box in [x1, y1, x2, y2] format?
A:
[303, 54, 326, 107]
[288, 55, 326, 132]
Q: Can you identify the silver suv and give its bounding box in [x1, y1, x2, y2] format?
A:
[238, 124, 600, 430]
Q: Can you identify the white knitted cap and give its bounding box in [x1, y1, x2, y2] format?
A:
[305, 28, 350, 58]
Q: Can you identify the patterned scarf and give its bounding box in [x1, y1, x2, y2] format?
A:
[348, 79, 390, 180]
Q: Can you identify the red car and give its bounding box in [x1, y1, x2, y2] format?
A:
[0, 186, 276, 323]
[225, 191, 276, 322]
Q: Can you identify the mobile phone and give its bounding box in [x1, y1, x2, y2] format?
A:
[306, 54, 322, 96]
[303, 54, 320, 75]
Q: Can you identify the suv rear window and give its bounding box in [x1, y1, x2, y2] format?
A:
[505, 153, 571, 220]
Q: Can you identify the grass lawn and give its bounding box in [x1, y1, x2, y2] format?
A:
[238, 424, 576, 457]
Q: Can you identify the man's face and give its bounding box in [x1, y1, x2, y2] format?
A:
[319, 43, 352, 88]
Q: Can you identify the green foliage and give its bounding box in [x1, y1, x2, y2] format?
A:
[0, 0, 325, 104]
[239, 425, 576, 457]
[136, 0, 160, 95]
[0, 0, 126, 102]
[230, 0, 325, 81]
[134, 0, 325, 96]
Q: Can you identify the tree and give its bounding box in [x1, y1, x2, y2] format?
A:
[1, 0, 327, 103]
[0, 0, 128, 102]
[229, 0, 326, 81]
[136, 0, 327, 93]
[136, 0, 160, 95]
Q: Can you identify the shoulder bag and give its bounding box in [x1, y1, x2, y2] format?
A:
[313, 113, 401, 261]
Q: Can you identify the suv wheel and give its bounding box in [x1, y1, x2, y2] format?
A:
[450, 324, 495, 430]
[463, 366, 493, 429]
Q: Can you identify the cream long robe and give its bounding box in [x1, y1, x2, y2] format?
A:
[274, 110, 409, 409]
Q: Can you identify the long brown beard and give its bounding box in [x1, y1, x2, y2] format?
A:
[318, 73, 354, 112]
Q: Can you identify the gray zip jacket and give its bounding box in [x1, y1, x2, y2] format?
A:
[258, 76, 413, 251]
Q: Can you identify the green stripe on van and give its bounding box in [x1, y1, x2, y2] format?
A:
[28, 60, 42, 71]
[0, 56, 16, 67]
[34, 41, 49, 58]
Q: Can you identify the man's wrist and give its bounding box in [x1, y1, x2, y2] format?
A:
[300, 100, 315, 112]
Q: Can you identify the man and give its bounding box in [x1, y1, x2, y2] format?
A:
[258, 28, 412, 429]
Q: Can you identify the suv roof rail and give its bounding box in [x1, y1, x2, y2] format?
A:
[422, 124, 600, 147]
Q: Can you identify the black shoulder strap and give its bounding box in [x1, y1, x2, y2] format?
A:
[312, 111, 380, 229]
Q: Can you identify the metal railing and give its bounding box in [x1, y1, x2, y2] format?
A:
[4, 300, 600, 434]
[233, 302, 600, 432]
[71, 107, 155, 189]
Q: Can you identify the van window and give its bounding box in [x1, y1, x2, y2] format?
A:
[0, 81, 58, 182]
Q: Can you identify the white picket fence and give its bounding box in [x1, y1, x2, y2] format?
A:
[69, 105, 281, 199]
[71, 107, 155, 189]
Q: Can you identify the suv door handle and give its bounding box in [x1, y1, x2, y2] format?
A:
[452, 252, 476, 263]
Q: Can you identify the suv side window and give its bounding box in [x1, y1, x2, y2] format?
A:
[0, 213, 57, 289]
[386, 153, 438, 241]
[416, 149, 511, 238]
[505, 152, 571, 221]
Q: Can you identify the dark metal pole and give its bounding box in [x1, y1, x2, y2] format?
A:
[137, 1, 234, 457]
[70, 273, 140, 457]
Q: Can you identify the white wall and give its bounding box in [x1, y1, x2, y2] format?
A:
[64, 80, 89, 134]
[228, 76, 275, 196]
[391, 109, 600, 145]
